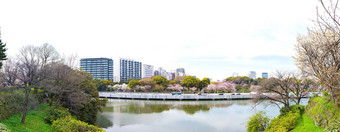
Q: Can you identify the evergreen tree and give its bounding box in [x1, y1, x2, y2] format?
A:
[0, 29, 7, 69]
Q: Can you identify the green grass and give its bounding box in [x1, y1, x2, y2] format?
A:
[1, 104, 55, 132]
[291, 114, 324, 132]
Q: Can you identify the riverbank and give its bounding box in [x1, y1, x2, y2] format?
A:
[100, 92, 252, 100]
[99, 92, 315, 100]
[1, 104, 54, 132]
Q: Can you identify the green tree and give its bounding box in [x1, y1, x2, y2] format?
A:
[247, 111, 270, 132]
[0, 29, 7, 69]
[181, 76, 200, 88]
[128, 79, 140, 89]
[199, 78, 210, 90]
[78, 78, 107, 125]
[101, 79, 114, 86]
[152, 76, 169, 87]
[92, 79, 108, 91]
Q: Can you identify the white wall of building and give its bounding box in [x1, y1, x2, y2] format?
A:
[142, 64, 154, 78]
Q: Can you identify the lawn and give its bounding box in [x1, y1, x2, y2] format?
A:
[291, 113, 324, 132]
[1, 104, 55, 132]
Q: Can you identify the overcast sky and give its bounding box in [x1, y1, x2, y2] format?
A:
[0, 0, 319, 81]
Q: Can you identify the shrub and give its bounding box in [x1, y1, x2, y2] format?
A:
[265, 111, 301, 132]
[0, 123, 10, 132]
[52, 116, 105, 132]
[45, 106, 71, 124]
[247, 111, 270, 132]
[323, 91, 329, 96]
[313, 93, 319, 97]
[279, 105, 305, 116]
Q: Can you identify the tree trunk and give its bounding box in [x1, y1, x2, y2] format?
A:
[21, 87, 30, 124]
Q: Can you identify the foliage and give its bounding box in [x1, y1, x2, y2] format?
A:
[247, 111, 270, 132]
[171, 76, 184, 84]
[199, 78, 210, 90]
[323, 91, 329, 97]
[226, 76, 253, 84]
[139, 78, 156, 88]
[0, 29, 7, 69]
[52, 116, 104, 132]
[154, 85, 165, 92]
[325, 118, 340, 132]
[0, 89, 38, 122]
[181, 76, 200, 88]
[0, 123, 10, 132]
[152, 76, 169, 87]
[77, 79, 107, 125]
[92, 79, 109, 91]
[291, 114, 324, 132]
[100, 79, 114, 86]
[305, 96, 340, 128]
[45, 106, 71, 124]
[265, 111, 301, 132]
[279, 104, 305, 116]
[1, 104, 55, 132]
[128, 79, 140, 89]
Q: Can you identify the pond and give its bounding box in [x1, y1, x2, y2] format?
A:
[97, 98, 309, 132]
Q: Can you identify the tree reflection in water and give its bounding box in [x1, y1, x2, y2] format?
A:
[101, 99, 235, 114]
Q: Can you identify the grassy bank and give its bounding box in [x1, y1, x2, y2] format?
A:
[291, 114, 324, 132]
[305, 96, 340, 130]
[1, 104, 55, 132]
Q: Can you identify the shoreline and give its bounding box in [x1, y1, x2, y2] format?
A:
[99, 92, 315, 101]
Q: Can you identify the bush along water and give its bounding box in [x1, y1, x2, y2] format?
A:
[264, 105, 305, 132]
[247, 111, 270, 132]
[52, 116, 105, 132]
[44, 104, 104, 132]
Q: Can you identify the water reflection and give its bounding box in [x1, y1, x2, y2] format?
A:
[101, 100, 237, 115]
[97, 99, 309, 132]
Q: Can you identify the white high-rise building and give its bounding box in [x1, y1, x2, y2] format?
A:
[249, 71, 256, 79]
[142, 64, 154, 78]
[114, 58, 142, 82]
[176, 68, 185, 76]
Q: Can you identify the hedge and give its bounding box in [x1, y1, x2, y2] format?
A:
[52, 116, 105, 132]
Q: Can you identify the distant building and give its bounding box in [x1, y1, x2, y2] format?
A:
[171, 73, 176, 80]
[262, 72, 268, 78]
[80, 58, 113, 81]
[114, 58, 142, 82]
[142, 64, 154, 78]
[232, 72, 238, 77]
[154, 70, 160, 76]
[176, 68, 185, 76]
[249, 71, 256, 79]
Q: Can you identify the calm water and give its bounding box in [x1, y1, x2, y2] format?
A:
[97, 98, 309, 132]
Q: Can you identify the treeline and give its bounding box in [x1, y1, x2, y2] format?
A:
[94, 74, 320, 94]
[0, 43, 106, 130]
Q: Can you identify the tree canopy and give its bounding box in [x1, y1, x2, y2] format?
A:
[0, 29, 7, 69]
[181, 76, 200, 88]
